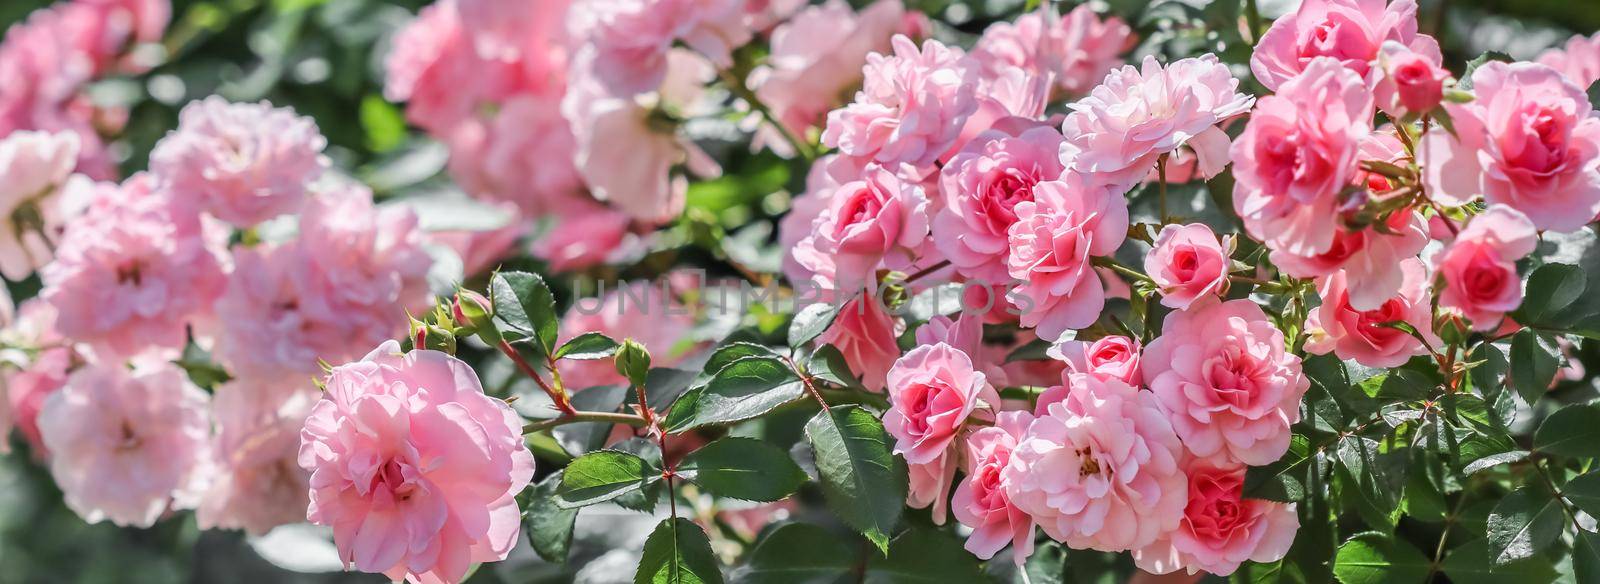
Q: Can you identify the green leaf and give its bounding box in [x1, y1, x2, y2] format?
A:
[1332, 532, 1430, 584]
[522, 471, 578, 563]
[1461, 448, 1527, 476]
[1517, 263, 1586, 325]
[610, 438, 666, 512]
[1335, 437, 1405, 531]
[636, 518, 724, 584]
[1004, 339, 1052, 363]
[670, 356, 806, 431]
[1486, 487, 1565, 566]
[1234, 559, 1307, 584]
[1575, 530, 1600, 584]
[491, 271, 558, 354]
[728, 522, 856, 584]
[1245, 433, 1311, 502]
[1441, 538, 1559, 584]
[1458, 51, 1512, 91]
[809, 344, 862, 389]
[1468, 343, 1509, 402]
[555, 332, 620, 360]
[702, 342, 778, 376]
[678, 438, 807, 502]
[1562, 471, 1600, 517]
[1509, 331, 1558, 404]
[554, 450, 660, 509]
[805, 405, 907, 554]
[359, 94, 407, 152]
[788, 302, 841, 348]
[1533, 403, 1600, 458]
[863, 529, 985, 583]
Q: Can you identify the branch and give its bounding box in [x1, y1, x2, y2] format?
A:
[521, 410, 651, 434]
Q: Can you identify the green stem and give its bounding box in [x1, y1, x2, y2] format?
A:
[1091, 256, 1153, 284]
[719, 69, 818, 161]
[521, 410, 650, 434]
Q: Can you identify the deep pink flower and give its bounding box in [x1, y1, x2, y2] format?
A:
[1306, 258, 1436, 368]
[1232, 57, 1373, 257]
[794, 165, 930, 291]
[1433, 205, 1537, 331]
[972, 5, 1132, 97]
[300, 341, 534, 584]
[951, 411, 1036, 562]
[557, 280, 697, 391]
[819, 294, 903, 391]
[1270, 210, 1428, 311]
[1143, 299, 1309, 466]
[197, 379, 316, 535]
[1145, 223, 1232, 310]
[1372, 41, 1449, 119]
[1005, 173, 1128, 340]
[821, 35, 979, 173]
[933, 121, 1065, 282]
[150, 97, 328, 226]
[1004, 373, 1188, 551]
[38, 361, 211, 527]
[1061, 55, 1254, 185]
[1251, 0, 1437, 91]
[1419, 61, 1600, 232]
[1537, 32, 1600, 90]
[0, 130, 82, 280]
[1132, 460, 1299, 576]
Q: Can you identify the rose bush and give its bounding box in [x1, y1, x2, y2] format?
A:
[3, 0, 1600, 583]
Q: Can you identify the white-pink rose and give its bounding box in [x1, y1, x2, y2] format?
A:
[933, 121, 1066, 282]
[972, 5, 1132, 97]
[951, 411, 1036, 562]
[1537, 31, 1600, 90]
[149, 96, 328, 226]
[0, 130, 81, 280]
[196, 379, 316, 535]
[794, 165, 930, 291]
[821, 35, 979, 174]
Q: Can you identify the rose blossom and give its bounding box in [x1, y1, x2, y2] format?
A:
[1005, 173, 1129, 340]
[0, 130, 81, 280]
[1250, 0, 1438, 91]
[1004, 372, 1188, 551]
[793, 164, 930, 291]
[150, 96, 328, 226]
[1372, 41, 1449, 119]
[567, 0, 749, 98]
[886, 342, 1000, 524]
[932, 121, 1065, 282]
[1145, 223, 1232, 310]
[38, 361, 211, 527]
[1060, 55, 1254, 185]
[972, 5, 1132, 97]
[819, 294, 903, 391]
[1433, 205, 1537, 331]
[1232, 57, 1373, 257]
[915, 311, 1011, 387]
[445, 93, 585, 217]
[821, 35, 979, 173]
[557, 280, 696, 391]
[1306, 258, 1436, 368]
[1132, 460, 1299, 576]
[1271, 210, 1428, 311]
[383, 0, 528, 134]
[1537, 32, 1600, 90]
[1143, 299, 1310, 466]
[952, 411, 1036, 562]
[300, 341, 535, 584]
[42, 173, 225, 359]
[1, 300, 69, 456]
[1419, 61, 1600, 232]
[197, 380, 316, 535]
[780, 155, 854, 285]
[1046, 334, 1142, 388]
[530, 195, 643, 273]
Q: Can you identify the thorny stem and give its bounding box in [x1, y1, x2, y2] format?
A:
[1157, 153, 1170, 223]
[785, 356, 833, 414]
[498, 340, 577, 416]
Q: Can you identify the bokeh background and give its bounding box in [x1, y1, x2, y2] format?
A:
[1, 0, 1598, 582]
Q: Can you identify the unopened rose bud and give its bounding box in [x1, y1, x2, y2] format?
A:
[1374, 41, 1450, 120]
[614, 339, 651, 387]
[452, 290, 492, 329]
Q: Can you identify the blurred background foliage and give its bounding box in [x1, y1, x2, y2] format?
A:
[1, 0, 1599, 582]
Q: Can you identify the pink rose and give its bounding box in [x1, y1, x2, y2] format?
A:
[1306, 258, 1436, 368]
[818, 294, 903, 391]
[197, 379, 316, 535]
[1269, 210, 1428, 310]
[951, 411, 1036, 562]
[444, 93, 585, 217]
[1046, 334, 1143, 389]
[1433, 205, 1537, 331]
[1250, 0, 1437, 91]
[0, 130, 81, 280]
[1537, 32, 1600, 90]
[933, 121, 1065, 282]
[1232, 57, 1373, 257]
[1419, 62, 1600, 232]
[1133, 460, 1299, 576]
[915, 311, 1012, 387]
[795, 165, 930, 291]
[1004, 372, 1188, 551]
[1005, 173, 1128, 340]
[821, 35, 980, 173]
[1145, 223, 1232, 310]
[568, 0, 749, 98]
[780, 155, 858, 285]
[557, 280, 697, 390]
[383, 0, 530, 134]
[531, 196, 643, 273]
[299, 341, 535, 584]
[38, 361, 211, 527]
[972, 5, 1132, 97]
[886, 342, 1000, 524]
[1061, 55, 1254, 185]
[2, 299, 69, 456]
[150, 96, 328, 226]
[42, 173, 225, 360]
[1372, 41, 1449, 119]
[1143, 299, 1309, 466]
[60, 0, 170, 75]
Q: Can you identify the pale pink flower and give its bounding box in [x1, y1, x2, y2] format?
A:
[567, 0, 749, 97]
[1250, 0, 1437, 91]
[780, 155, 855, 286]
[1433, 205, 1537, 331]
[1132, 460, 1299, 577]
[42, 173, 225, 359]
[1145, 223, 1232, 310]
[1005, 173, 1129, 340]
[557, 281, 696, 390]
[530, 196, 643, 273]
[1537, 32, 1600, 90]
[1232, 57, 1373, 257]
[888, 343, 999, 524]
[299, 341, 534, 584]
[1, 299, 69, 456]
[0, 4, 118, 179]
[1061, 55, 1253, 185]
[972, 5, 1132, 97]
[1004, 373, 1188, 551]
[818, 294, 903, 391]
[197, 380, 316, 535]
[445, 93, 584, 216]
[1419, 61, 1600, 232]
[0, 130, 81, 280]
[1306, 258, 1436, 368]
[427, 206, 527, 277]
[821, 35, 980, 173]
[933, 121, 1065, 282]
[794, 165, 930, 291]
[1143, 299, 1309, 466]
[150, 97, 327, 226]
[1270, 210, 1428, 310]
[384, 0, 529, 134]
[915, 311, 1011, 387]
[1372, 41, 1449, 119]
[951, 411, 1036, 562]
[455, 0, 569, 66]
[38, 361, 211, 527]
[1045, 334, 1143, 389]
